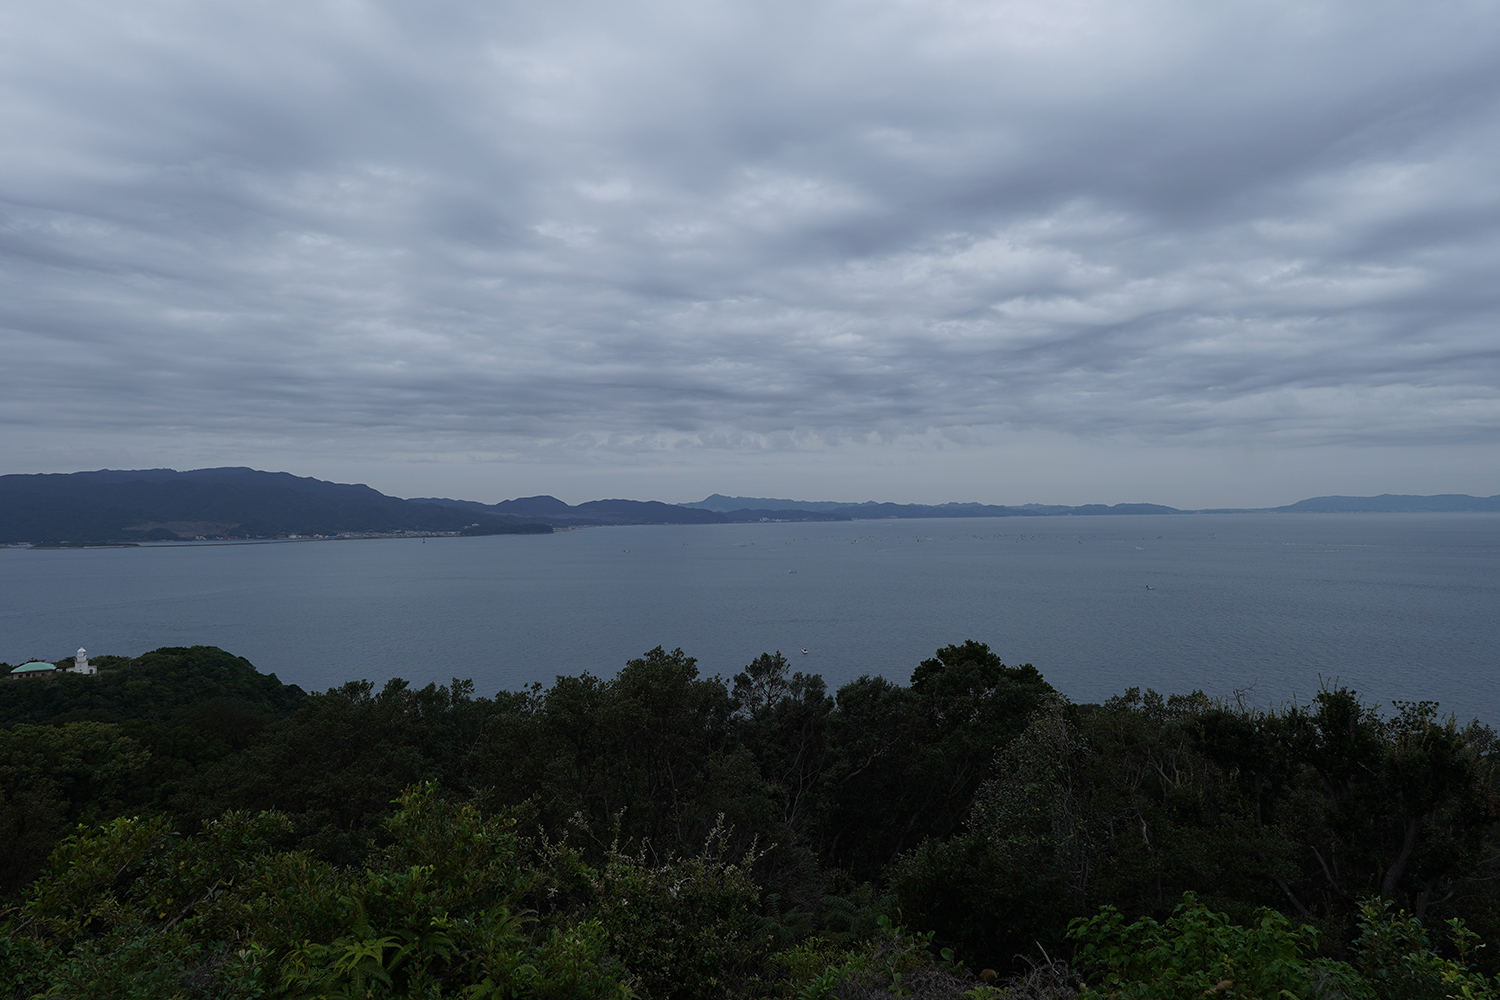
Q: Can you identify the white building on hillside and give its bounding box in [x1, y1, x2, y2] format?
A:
[70, 647, 96, 675]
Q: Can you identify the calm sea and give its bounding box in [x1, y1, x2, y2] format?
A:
[2, 513, 1497, 723]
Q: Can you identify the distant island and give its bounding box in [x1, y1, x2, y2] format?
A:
[1, 467, 1496, 545]
[1267, 493, 1500, 513]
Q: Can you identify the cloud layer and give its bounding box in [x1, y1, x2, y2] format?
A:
[3, 0, 1499, 501]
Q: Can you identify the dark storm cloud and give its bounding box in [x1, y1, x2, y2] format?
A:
[3, 0, 1499, 462]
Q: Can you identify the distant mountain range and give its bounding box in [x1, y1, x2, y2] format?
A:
[1272, 494, 1500, 513]
[684, 494, 1181, 518]
[1, 468, 1496, 545]
[689, 492, 1500, 516]
[0, 468, 550, 544]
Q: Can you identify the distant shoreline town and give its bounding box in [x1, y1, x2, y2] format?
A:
[2, 467, 1498, 547]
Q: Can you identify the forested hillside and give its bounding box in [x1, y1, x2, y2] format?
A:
[0, 468, 554, 542]
[2, 643, 1497, 998]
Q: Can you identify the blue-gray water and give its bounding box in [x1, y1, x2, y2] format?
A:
[2, 513, 1497, 722]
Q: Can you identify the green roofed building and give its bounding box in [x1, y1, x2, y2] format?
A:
[8, 661, 58, 679]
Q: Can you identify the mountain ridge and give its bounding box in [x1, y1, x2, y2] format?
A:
[4, 469, 1497, 544]
[1272, 493, 1500, 513]
[688, 492, 1500, 516]
[0, 468, 551, 543]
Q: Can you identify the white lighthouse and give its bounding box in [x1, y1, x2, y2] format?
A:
[70, 647, 96, 675]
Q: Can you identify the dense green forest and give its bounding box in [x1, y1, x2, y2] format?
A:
[2, 644, 1498, 998]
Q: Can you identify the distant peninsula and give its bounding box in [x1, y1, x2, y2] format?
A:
[0, 468, 551, 545]
[1, 468, 1496, 545]
[683, 494, 1182, 518]
[1269, 493, 1500, 513]
[686, 492, 1500, 516]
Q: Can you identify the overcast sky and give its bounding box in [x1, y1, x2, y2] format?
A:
[2, 0, 1498, 507]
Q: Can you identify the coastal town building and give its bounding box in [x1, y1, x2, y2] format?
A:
[7, 647, 97, 679]
[8, 660, 57, 679]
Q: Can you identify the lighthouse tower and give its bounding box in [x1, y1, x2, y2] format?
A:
[70, 647, 96, 675]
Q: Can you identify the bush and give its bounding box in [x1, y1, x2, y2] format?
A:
[1066, 893, 1499, 1000]
[584, 818, 768, 1000]
[1351, 899, 1494, 1000]
[1067, 893, 1370, 1000]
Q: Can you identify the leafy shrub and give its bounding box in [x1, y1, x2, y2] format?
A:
[584, 818, 768, 1000]
[2, 785, 633, 999]
[763, 914, 982, 1000]
[1351, 899, 1494, 1000]
[1067, 893, 1370, 1000]
[1067, 893, 1499, 1000]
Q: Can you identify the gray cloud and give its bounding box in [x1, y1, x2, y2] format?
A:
[2, 0, 1499, 501]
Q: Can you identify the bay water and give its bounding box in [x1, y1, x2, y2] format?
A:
[2, 512, 1496, 723]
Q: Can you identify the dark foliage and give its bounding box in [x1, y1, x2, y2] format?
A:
[3, 640, 1499, 999]
[0, 645, 304, 728]
[892, 687, 1500, 969]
